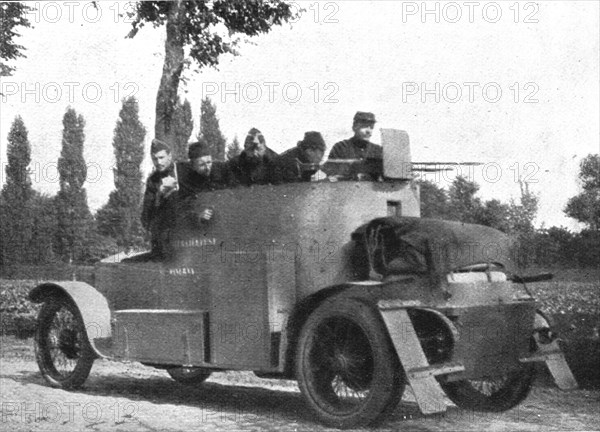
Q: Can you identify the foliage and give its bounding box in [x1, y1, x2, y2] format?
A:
[0, 1, 32, 76]
[27, 192, 59, 265]
[199, 97, 226, 161]
[0, 116, 34, 266]
[226, 135, 242, 160]
[96, 97, 147, 250]
[126, 0, 294, 150]
[447, 175, 483, 224]
[565, 154, 600, 231]
[54, 108, 93, 263]
[172, 97, 194, 162]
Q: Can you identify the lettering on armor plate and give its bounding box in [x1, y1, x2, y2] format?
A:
[168, 267, 196, 276]
[173, 238, 217, 248]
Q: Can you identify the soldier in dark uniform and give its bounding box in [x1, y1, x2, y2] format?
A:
[229, 128, 278, 185]
[273, 131, 326, 183]
[328, 111, 382, 160]
[141, 138, 179, 257]
[178, 139, 234, 225]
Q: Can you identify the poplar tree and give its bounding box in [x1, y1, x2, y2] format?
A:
[226, 135, 242, 160]
[54, 108, 93, 262]
[96, 97, 146, 249]
[171, 97, 193, 162]
[0, 116, 34, 266]
[199, 97, 226, 161]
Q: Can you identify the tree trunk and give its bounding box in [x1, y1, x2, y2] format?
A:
[155, 0, 185, 146]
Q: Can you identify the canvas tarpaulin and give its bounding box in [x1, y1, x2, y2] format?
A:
[353, 217, 517, 278]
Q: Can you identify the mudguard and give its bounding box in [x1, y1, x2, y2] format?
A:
[29, 281, 111, 358]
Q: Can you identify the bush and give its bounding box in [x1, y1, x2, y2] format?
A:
[0, 280, 39, 338]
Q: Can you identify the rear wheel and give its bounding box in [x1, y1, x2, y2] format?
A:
[296, 298, 404, 429]
[34, 298, 95, 389]
[167, 367, 211, 385]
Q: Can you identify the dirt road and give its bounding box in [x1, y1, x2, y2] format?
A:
[1, 336, 599, 432]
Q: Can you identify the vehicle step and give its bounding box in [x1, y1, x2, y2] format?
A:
[406, 362, 465, 379]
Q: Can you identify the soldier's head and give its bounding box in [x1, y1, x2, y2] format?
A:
[188, 139, 213, 177]
[243, 128, 267, 160]
[150, 139, 173, 172]
[352, 111, 376, 142]
[298, 131, 326, 164]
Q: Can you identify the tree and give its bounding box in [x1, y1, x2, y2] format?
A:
[416, 179, 450, 219]
[478, 199, 511, 233]
[0, 2, 32, 76]
[0, 116, 34, 266]
[447, 176, 484, 224]
[96, 97, 146, 249]
[127, 1, 293, 149]
[565, 154, 600, 231]
[28, 192, 59, 265]
[171, 97, 194, 162]
[199, 97, 226, 160]
[226, 135, 242, 160]
[54, 108, 93, 262]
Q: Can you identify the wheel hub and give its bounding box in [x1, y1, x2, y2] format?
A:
[58, 329, 80, 360]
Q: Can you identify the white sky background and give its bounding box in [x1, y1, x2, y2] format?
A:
[0, 1, 598, 230]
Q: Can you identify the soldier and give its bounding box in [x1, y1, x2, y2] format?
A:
[229, 128, 278, 185]
[328, 111, 382, 160]
[178, 139, 234, 224]
[273, 131, 326, 183]
[141, 138, 179, 257]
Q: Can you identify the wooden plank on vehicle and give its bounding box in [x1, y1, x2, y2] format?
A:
[378, 305, 449, 415]
[535, 339, 578, 390]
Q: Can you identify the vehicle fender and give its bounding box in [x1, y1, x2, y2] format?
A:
[29, 281, 111, 358]
[376, 300, 460, 345]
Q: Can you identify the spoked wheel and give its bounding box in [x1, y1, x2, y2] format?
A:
[34, 298, 95, 389]
[440, 365, 535, 412]
[296, 298, 404, 429]
[167, 367, 212, 385]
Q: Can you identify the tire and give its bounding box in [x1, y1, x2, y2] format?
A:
[440, 365, 535, 412]
[34, 298, 95, 389]
[167, 367, 212, 385]
[439, 320, 537, 412]
[296, 298, 404, 429]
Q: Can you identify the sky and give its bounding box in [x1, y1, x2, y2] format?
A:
[0, 1, 598, 230]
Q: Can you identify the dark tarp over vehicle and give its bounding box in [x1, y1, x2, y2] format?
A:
[353, 217, 518, 279]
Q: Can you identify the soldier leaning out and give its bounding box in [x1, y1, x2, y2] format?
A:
[273, 131, 327, 183]
[177, 139, 235, 226]
[228, 128, 278, 186]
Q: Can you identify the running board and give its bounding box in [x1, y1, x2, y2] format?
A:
[378, 303, 464, 415]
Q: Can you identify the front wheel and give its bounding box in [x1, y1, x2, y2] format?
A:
[296, 298, 404, 429]
[34, 297, 95, 389]
[439, 365, 535, 412]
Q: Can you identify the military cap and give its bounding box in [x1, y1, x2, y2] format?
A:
[353, 111, 377, 124]
[298, 131, 326, 151]
[188, 139, 211, 160]
[150, 138, 171, 154]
